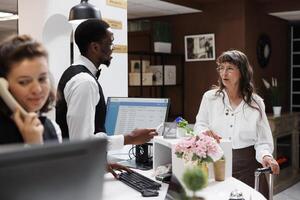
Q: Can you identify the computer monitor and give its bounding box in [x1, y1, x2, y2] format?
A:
[0, 138, 107, 200]
[105, 97, 170, 135]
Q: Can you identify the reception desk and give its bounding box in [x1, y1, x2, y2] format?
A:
[102, 170, 266, 200]
[103, 136, 265, 200]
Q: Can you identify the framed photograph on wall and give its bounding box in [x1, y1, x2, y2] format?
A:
[184, 33, 215, 62]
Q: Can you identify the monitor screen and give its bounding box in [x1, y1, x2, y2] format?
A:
[0, 139, 107, 200]
[105, 97, 170, 136]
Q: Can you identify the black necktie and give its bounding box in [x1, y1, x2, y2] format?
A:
[96, 69, 101, 79]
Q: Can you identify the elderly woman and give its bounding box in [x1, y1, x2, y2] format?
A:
[194, 50, 279, 198]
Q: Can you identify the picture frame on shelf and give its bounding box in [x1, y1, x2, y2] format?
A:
[184, 33, 215, 62]
[130, 60, 150, 73]
[150, 65, 176, 85]
[129, 72, 153, 86]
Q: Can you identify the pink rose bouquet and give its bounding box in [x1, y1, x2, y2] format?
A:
[175, 134, 224, 163]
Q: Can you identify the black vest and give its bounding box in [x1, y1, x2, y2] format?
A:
[0, 112, 58, 144]
[56, 65, 106, 139]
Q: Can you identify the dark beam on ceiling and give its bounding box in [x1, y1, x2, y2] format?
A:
[161, 0, 205, 10]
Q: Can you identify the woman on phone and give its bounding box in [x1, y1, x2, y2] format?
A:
[0, 35, 61, 144]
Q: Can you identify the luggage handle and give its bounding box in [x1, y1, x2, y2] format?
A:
[254, 167, 273, 200]
[255, 167, 272, 174]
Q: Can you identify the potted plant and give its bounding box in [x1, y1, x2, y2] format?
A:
[175, 116, 194, 138]
[174, 134, 224, 190]
[153, 21, 172, 53]
[262, 77, 281, 116]
[182, 166, 206, 200]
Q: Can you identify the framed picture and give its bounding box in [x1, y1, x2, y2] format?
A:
[184, 33, 215, 61]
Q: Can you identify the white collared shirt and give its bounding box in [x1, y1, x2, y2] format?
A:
[50, 119, 62, 143]
[63, 55, 124, 150]
[194, 89, 274, 163]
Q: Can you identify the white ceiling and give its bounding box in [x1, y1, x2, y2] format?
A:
[0, 0, 298, 33]
[128, 0, 201, 19]
[0, 0, 200, 32]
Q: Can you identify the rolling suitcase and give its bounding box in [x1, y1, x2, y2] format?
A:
[254, 167, 273, 200]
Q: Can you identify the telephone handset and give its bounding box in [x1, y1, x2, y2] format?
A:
[0, 78, 28, 116]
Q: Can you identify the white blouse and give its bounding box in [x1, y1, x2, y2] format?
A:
[194, 89, 274, 163]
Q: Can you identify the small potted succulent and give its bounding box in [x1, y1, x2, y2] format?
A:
[175, 116, 194, 138]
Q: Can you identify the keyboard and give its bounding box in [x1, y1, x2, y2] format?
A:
[118, 171, 161, 197]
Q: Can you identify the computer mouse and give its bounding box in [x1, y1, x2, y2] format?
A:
[141, 189, 159, 197]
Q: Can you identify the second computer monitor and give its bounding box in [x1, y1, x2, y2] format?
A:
[105, 97, 170, 135]
[0, 139, 107, 200]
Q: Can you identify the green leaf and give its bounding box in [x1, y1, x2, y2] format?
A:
[175, 152, 183, 158]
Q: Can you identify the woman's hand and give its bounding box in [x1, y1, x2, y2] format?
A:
[12, 108, 44, 144]
[262, 155, 280, 175]
[202, 130, 222, 143]
[107, 163, 133, 179]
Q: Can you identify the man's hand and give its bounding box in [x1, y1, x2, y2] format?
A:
[124, 128, 158, 145]
[202, 130, 222, 143]
[262, 155, 280, 175]
[13, 108, 44, 144]
[107, 163, 132, 179]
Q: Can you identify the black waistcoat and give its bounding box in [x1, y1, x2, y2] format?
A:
[0, 112, 58, 144]
[55, 65, 106, 139]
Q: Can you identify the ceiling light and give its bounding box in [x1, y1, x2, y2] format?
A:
[0, 12, 18, 21]
[69, 0, 101, 21]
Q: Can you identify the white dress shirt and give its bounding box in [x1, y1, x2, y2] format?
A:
[194, 89, 274, 163]
[63, 55, 124, 150]
[50, 119, 63, 143]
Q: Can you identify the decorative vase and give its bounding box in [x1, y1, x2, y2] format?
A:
[176, 127, 187, 138]
[213, 159, 225, 181]
[272, 106, 282, 117]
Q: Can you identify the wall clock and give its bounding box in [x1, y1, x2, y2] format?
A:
[256, 34, 271, 68]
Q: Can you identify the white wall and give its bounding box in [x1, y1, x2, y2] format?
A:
[18, 0, 128, 100]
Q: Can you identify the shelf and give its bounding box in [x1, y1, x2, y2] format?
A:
[128, 30, 151, 36]
[129, 84, 182, 87]
[129, 51, 182, 57]
[128, 51, 185, 120]
[290, 25, 300, 111]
